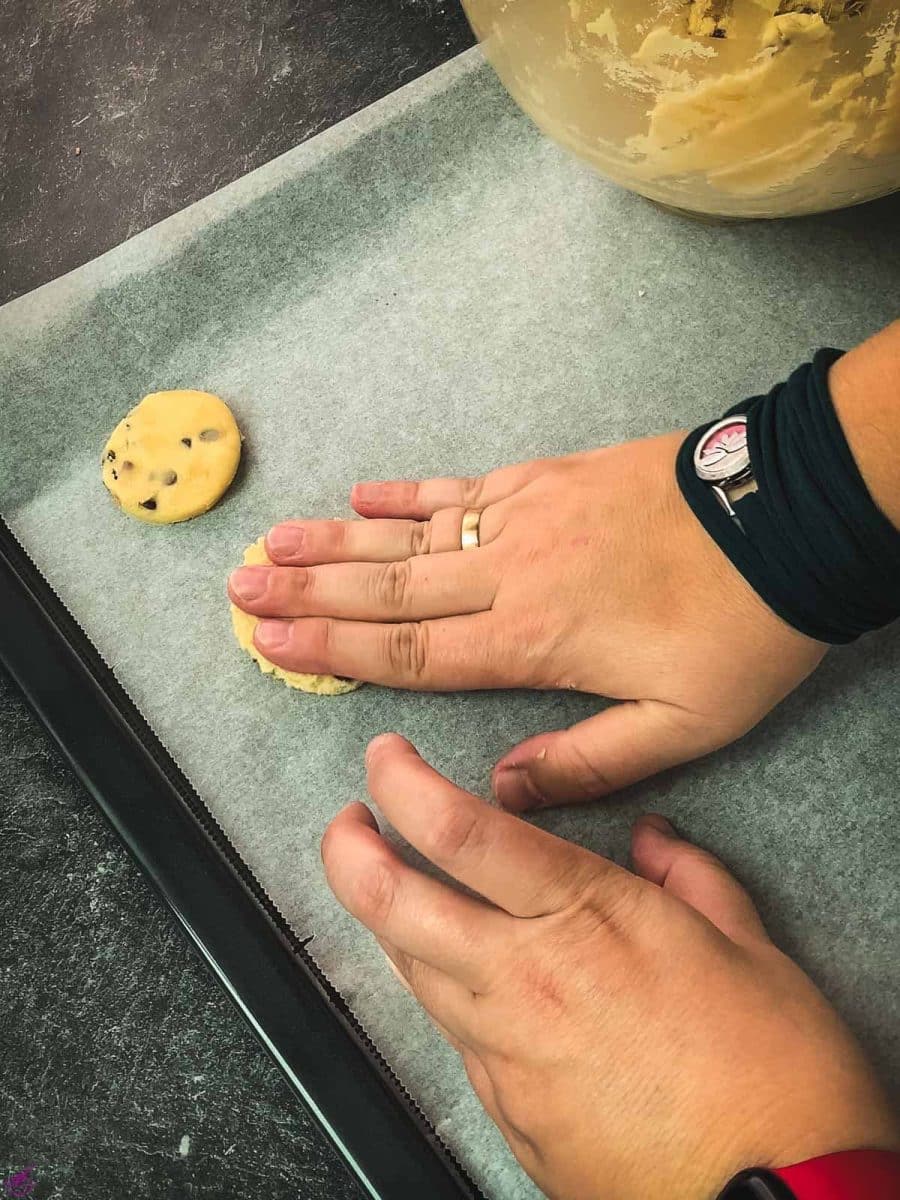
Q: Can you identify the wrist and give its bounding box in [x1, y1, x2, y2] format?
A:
[829, 320, 900, 533]
[677, 343, 900, 644]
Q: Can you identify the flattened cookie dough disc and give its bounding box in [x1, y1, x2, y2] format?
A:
[102, 389, 241, 523]
[231, 537, 362, 696]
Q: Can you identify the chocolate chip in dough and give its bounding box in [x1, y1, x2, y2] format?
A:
[106, 450, 116, 462]
[102, 390, 240, 524]
[111, 469, 118, 480]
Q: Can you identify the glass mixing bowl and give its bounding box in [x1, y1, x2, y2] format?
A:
[461, 0, 900, 217]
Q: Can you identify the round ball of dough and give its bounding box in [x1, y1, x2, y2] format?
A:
[102, 389, 241, 524]
[231, 537, 362, 696]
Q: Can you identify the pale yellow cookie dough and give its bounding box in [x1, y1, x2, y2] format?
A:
[466, 0, 900, 216]
[102, 390, 241, 523]
[230, 537, 362, 696]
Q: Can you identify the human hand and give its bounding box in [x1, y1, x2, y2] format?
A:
[322, 734, 899, 1200]
[228, 435, 825, 806]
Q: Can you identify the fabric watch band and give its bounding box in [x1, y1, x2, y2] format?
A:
[676, 349, 900, 644]
[717, 1150, 900, 1199]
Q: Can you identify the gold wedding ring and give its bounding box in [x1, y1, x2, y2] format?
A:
[460, 508, 481, 551]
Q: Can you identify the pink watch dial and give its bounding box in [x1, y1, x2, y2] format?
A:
[695, 416, 750, 484]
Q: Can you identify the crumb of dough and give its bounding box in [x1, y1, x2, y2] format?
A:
[230, 536, 362, 696]
[687, 0, 731, 39]
[102, 389, 241, 524]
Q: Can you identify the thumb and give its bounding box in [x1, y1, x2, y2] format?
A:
[492, 700, 716, 812]
[631, 815, 770, 947]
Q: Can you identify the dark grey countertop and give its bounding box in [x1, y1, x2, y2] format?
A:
[0, 3, 473, 1196]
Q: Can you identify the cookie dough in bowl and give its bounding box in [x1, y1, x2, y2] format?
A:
[102, 389, 241, 523]
[231, 537, 362, 696]
[462, 0, 900, 218]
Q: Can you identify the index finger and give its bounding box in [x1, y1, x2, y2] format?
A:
[321, 802, 508, 993]
[351, 459, 548, 520]
[365, 734, 633, 919]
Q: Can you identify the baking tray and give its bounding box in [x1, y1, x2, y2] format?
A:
[0, 517, 482, 1198]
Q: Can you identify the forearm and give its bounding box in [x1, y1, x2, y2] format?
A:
[829, 319, 900, 531]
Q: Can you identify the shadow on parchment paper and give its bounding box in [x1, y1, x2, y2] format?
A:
[1, 52, 899, 513]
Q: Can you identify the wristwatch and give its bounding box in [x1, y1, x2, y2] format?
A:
[693, 414, 757, 528]
[716, 1150, 900, 1200]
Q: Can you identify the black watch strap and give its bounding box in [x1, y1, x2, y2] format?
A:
[716, 1169, 797, 1200]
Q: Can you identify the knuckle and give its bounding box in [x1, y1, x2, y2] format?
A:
[576, 876, 645, 939]
[350, 856, 398, 927]
[514, 958, 567, 1017]
[292, 566, 315, 601]
[566, 740, 619, 799]
[372, 560, 413, 611]
[424, 802, 485, 863]
[530, 856, 591, 914]
[307, 520, 347, 561]
[409, 521, 431, 556]
[408, 481, 428, 511]
[507, 541, 550, 583]
[328, 521, 349, 553]
[460, 475, 484, 508]
[384, 621, 429, 681]
[526, 471, 563, 502]
[296, 617, 334, 671]
[532, 861, 643, 943]
[515, 613, 564, 684]
[315, 617, 335, 658]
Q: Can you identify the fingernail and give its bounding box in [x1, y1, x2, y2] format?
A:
[352, 482, 381, 505]
[266, 524, 305, 559]
[493, 764, 546, 812]
[365, 732, 402, 766]
[641, 814, 676, 837]
[497, 744, 547, 771]
[255, 619, 291, 652]
[229, 566, 268, 603]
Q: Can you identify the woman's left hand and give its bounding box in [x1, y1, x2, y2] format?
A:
[321, 734, 899, 1200]
[228, 438, 824, 809]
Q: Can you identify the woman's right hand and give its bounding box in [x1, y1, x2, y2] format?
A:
[322, 735, 900, 1200]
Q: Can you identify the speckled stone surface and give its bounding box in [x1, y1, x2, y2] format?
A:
[0, 0, 474, 304]
[0, 1, 472, 1195]
[0, 665, 362, 1199]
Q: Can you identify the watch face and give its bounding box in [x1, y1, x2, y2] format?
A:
[694, 416, 750, 484]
